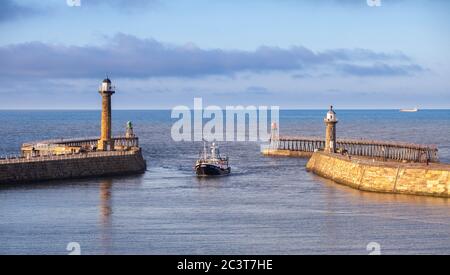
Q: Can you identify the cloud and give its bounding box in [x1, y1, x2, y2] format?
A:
[322, 0, 407, 8]
[0, 0, 159, 23]
[292, 73, 313, 79]
[0, 0, 36, 22]
[338, 63, 425, 76]
[87, 0, 161, 12]
[321, 48, 410, 62]
[0, 33, 424, 79]
[244, 86, 272, 95]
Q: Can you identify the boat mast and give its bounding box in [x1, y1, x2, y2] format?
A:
[203, 140, 207, 160]
[211, 143, 217, 159]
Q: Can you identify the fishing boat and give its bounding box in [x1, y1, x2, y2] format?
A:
[195, 142, 231, 176]
[400, 108, 419, 112]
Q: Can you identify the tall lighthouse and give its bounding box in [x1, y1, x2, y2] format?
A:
[324, 105, 338, 153]
[98, 78, 115, 151]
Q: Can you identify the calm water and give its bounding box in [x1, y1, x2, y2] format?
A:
[0, 110, 449, 255]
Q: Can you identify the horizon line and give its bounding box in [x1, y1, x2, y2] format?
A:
[0, 108, 448, 111]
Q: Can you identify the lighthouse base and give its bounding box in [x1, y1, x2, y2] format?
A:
[98, 140, 115, 151]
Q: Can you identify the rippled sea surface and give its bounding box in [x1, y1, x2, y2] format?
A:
[0, 110, 449, 255]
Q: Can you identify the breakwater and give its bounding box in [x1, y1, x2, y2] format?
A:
[306, 152, 449, 198]
[0, 149, 146, 184]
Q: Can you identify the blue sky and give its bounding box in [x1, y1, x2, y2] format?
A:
[0, 0, 449, 109]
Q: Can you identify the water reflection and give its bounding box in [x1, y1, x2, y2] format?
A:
[312, 174, 449, 207]
[99, 179, 113, 254]
[195, 176, 230, 188]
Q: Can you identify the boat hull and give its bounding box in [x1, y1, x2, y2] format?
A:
[195, 164, 231, 176]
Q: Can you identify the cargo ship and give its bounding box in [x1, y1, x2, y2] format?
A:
[400, 108, 419, 112]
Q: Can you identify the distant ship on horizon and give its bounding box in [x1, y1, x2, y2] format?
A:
[400, 108, 419, 113]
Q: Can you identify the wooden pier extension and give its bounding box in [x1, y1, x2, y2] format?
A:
[264, 136, 439, 163]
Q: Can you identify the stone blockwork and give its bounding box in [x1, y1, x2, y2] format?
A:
[262, 149, 313, 158]
[306, 152, 450, 198]
[0, 151, 147, 184]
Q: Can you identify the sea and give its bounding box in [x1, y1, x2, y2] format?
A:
[0, 110, 449, 255]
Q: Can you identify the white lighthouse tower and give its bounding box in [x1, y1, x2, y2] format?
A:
[324, 106, 338, 154]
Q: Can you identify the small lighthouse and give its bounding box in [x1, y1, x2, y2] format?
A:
[270, 122, 279, 149]
[324, 105, 338, 153]
[98, 78, 115, 151]
[125, 121, 135, 138]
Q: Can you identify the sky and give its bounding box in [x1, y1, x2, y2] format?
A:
[0, 0, 449, 109]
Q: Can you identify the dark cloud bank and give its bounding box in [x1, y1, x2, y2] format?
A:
[0, 33, 424, 79]
[0, 0, 158, 23]
[87, 0, 161, 11]
[0, 0, 37, 22]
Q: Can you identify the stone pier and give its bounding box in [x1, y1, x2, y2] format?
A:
[306, 152, 449, 198]
[0, 150, 146, 185]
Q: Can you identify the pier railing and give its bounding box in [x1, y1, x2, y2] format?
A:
[270, 136, 439, 163]
[22, 136, 139, 148]
[0, 150, 138, 165]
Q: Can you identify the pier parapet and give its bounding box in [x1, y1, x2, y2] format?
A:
[21, 136, 140, 158]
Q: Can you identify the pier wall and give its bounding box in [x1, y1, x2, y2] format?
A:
[0, 150, 146, 184]
[306, 152, 449, 198]
[261, 149, 313, 158]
